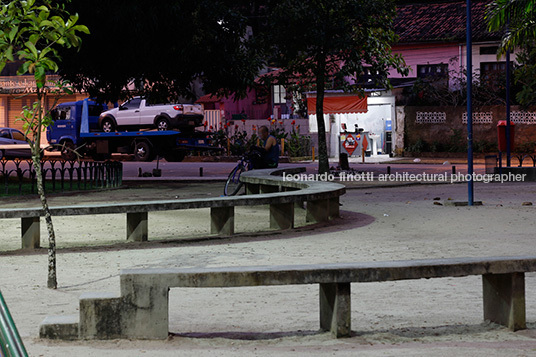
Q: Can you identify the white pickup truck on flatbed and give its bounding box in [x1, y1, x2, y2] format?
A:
[98, 97, 204, 132]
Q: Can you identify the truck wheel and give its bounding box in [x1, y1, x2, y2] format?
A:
[101, 118, 116, 133]
[134, 141, 153, 161]
[156, 117, 170, 131]
[60, 141, 77, 161]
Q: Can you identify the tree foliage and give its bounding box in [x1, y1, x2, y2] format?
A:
[57, 0, 263, 103]
[487, 0, 536, 106]
[259, 0, 407, 173]
[0, 0, 88, 289]
[487, 0, 536, 52]
[514, 46, 536, 106]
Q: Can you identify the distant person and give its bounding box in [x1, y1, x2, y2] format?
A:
[250, 125, 279, 169]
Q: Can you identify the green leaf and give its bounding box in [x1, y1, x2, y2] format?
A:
[29, 33, 40, 44]
[35, 67, 46, 88]
[8, 26, 18, 42]
[39, 20, 54, 28]
[5, 45, 13, 61]
[25, 41, 39, 58]
[72, 25, 90, 35]
[16, 61, 30, 75]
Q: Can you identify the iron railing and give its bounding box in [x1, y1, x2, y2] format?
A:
[0, 159, 123, 196]
[0, 290, 28, 357]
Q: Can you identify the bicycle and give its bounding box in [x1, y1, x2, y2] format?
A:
[224, 152, 256, 196]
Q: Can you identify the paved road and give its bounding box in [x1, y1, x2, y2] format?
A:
[121, 160, 489, 180]
[0, 157, 500, 183]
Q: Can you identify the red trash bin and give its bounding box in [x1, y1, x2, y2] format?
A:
[497, 120, 515, 152]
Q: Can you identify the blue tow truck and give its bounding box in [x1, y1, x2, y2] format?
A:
[46, 99, 216, 161]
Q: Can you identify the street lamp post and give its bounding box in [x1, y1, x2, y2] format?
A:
[466, 0, 474, 205]
[506, 15, 512, 167]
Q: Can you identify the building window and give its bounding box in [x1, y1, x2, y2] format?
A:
[417, 64, 448, 79]
[480, 62, 506, 77]
[272, 85, 286, 105]
[480, 62, 508, 89]
[480, 46, 499, 55]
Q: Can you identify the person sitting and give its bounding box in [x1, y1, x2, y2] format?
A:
[249, 125, 279, 169]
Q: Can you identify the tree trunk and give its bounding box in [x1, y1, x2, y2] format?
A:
[33, 91, 57, 289]
[315, 54, 330, 174]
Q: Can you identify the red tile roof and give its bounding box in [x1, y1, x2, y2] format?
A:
[395, 1, 501, 43]
[196, 94, 223, 104]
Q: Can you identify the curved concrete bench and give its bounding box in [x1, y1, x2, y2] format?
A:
[40, 255, 536, 340]
[0, 168, 345, 249]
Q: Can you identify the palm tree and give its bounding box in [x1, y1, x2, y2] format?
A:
[487, 0, 536, 52]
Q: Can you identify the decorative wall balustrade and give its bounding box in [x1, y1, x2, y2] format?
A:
[462, 112, 493, 124]
[511, 111, 536, 124]
[416, 112, 446, 124]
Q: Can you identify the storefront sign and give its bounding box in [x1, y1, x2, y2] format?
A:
[343, 133, 358, 156]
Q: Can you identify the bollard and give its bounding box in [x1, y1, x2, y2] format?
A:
[452, 165, 456, 175]
[387, 166, 391, 175]
[281, 138, 285, 156]
[200, 167, 203, 177]
[312, 147, 315, 162]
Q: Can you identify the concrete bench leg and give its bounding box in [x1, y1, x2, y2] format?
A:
[246, 183, 260, 195]
[127, 212, 148, 242]
[211, 207, 234, 235]
[483, 273, 526, 331]
[22, 217, 40, 249]
[306, 199, 330, 223]
[329, 197, 340, 219]
[319, 283, 351, 337]
[270, 202, 294, 230]
[120, 277, 170, 339]
[79, 292, 124, 339]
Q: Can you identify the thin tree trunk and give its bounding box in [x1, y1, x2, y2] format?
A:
[33, 90, 57, 289]
[315, 54, 330, 174]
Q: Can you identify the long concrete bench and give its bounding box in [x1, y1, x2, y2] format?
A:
[0, 168, 345, 249]
[40, 256, 536, 340]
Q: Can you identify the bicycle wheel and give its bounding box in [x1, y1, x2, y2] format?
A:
[224, 164, 245, 196]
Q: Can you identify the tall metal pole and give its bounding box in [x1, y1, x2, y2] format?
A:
[506, 16, 512, 167]
[466, 0, 474, 205]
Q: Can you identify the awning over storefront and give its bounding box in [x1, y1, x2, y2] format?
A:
[307, 94, 367, 115]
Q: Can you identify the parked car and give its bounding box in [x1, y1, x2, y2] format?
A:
[0, 128, 32, 159]
[98, 97, 204, 132]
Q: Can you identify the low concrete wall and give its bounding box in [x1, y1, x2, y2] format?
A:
[402, 105, 536, 154]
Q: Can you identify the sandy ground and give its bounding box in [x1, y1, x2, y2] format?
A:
[2, 179, 536, 356]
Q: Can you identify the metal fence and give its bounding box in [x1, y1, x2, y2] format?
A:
[486, 153, 536, 174]
[0, 290, 28, 357]
[0, 159, 123, 196]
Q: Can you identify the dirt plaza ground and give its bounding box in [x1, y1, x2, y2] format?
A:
[2, 168, 536, 356]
